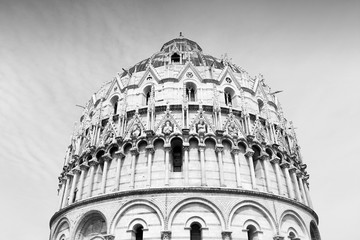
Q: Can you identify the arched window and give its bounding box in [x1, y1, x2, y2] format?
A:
[171, 138, 183, 172]
[310, 221, 321, 240]
[288, 231, 296, 239]
[171, 53, 180, 63]
[135, 225, 143, 240]
[224, 87, 235, 106]
[224, 91, 232, 106]
[185, 82, 197, 102]
[190, 223, 202, 240]
[146, 91, 151, 105]
[110, 96, 119, 115]
[143, 86, 152, 105]
[247, 225, 257, 240]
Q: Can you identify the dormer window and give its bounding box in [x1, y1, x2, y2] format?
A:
[171, 53, 180, 63]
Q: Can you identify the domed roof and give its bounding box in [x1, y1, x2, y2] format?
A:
[119, 35, 243, 80]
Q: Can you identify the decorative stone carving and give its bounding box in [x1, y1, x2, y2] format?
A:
[222, 231, 232, 240]
[161, 231, 171, 240]
[196, 117, 207, 135]
[131, 124, 141, 139]
[162, 120, 173, 135]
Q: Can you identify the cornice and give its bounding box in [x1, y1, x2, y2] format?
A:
[50, 186, 319, 227]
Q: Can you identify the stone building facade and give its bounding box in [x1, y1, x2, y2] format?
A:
[49, 36, 321, 240]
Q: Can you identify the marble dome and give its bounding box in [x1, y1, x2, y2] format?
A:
[50, 35, 321, 240]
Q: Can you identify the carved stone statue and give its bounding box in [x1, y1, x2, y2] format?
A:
[162, 120, 173, 135]
[131, 124, 141, 138]
[227, 121, 238, 137]
[197, 117, 207, 135]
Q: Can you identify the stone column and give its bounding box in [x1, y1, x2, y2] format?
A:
[113, 151, 125, 191]
[259, 154, 271, 193]
[245, 149, 257, 190]
[231, 147, 242, 188]
[270, 157, 283, 195]
[58, 177, 66, 209]
[164, 144, 171, 186]
[61, 175, 71, 208]
[222, 231, 232, 240]
[130, 148, 139, 189]
[280, 162, 294, 199]
[199, 143, 207, 186]
[297, 173, 308, 205]
[87, 158, 98, 198]
[183, 144, 190, 185]
[100, 155, 112, 194]
[77, 162, 89, 201]
[68, 167, 80, 204]
[303, 176, 314, 208]
[289, 167, 301, 201]
[216, 145, 225, 187]
[145, 145, 155, 187]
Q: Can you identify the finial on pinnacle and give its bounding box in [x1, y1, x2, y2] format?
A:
[179, 32, 183, 38]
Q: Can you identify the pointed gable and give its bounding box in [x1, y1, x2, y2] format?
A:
[177, 61, 203, 82]
[217, 66, 242, 90]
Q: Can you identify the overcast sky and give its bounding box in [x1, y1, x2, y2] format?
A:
[1, 0, 359, 239]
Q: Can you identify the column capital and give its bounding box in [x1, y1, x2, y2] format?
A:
[245, 149, 254, 157]
[183, 145, 190, 151]
[72, 166, 81, 174]
[161, 231, 171, 240]
[164, 144, 172, 151]
[198, 143, 206, 150]
[296, 171, 304, 178]
[130, 148, 139, 156]
[231, 147, 240, 155]
[280, 161, 290, 169]
[289, 167, 297, 174]
[79, 162, 89, 170]
[101, 153, 112, 162]
[114, 150, 125, 158]
[145, 145, 155, 154]
[221, 231, 232, 240]
[259, 153, 270, 160]
[215, 145, 224, 153]
[270, 157, 281, 164]
[89, 158, 99, 167]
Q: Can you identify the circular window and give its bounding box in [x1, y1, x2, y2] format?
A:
[225, 77, 232, 83]
[147, 76, 152, 81]
[186, 72, 193, 78]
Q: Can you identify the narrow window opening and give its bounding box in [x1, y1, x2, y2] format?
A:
[146, 91, 151, 105]
[225, 92, 232, 106]
[190, 223, 201, 240]
[171, 53, 180, 63]
[258, 99, 264, 113]
[247, 225, 256, 240]
[114, 101, 118, 114]
[135, 225, 143, 240]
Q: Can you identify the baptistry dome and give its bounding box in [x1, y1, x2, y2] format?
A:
[50, 35, 321, 240]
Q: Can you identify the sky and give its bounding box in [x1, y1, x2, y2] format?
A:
[0, 0, 359, 239]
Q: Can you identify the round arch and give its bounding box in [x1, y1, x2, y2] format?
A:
[228, 200, 277, 233]
[168, 197, 226, 231]
[72, 210, 107, 240]
[109, 199, 165, 234]
[279, 210, 309, 237]
[52, 217, 70, 240]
